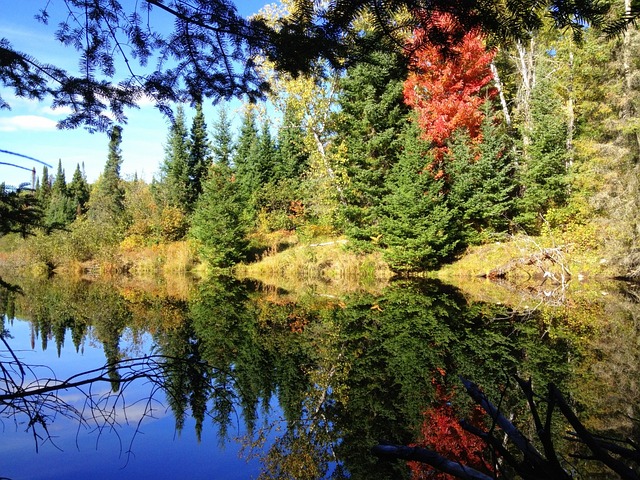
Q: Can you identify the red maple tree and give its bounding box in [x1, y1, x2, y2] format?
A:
[403, 13, 496, 166]
[409, 376, 496, 479]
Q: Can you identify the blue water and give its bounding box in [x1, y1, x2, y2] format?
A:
[1, 319, 267, 480]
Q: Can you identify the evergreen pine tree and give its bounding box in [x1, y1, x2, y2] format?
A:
[233, 107, 260, 198]
[336, 49, 410, 248]
[156, 104, 191, 211]
[68, 163, 90, 216]
[88, 125, 126, 226]
[45, 159, 75, 227]
[446, 103, 516, 244]
[211, 106, 235, 168]
[37, 165, 52, 209]
[256, 121, 277, 185]
[516, 58, 569, 232]
[190, 161, 249, 268]
[274, 103, 309, 181]
[187, 102, 212, 208]
[379, 120, 461, 271]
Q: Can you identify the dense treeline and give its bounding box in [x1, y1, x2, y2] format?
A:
[6, 10, 640, 274]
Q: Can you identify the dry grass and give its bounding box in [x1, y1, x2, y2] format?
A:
[236, 237, 393, 294]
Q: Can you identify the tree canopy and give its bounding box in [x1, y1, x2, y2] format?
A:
[0, 0, 625, 131]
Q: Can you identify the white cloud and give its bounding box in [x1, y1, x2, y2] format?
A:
[0, 115, 58, 132]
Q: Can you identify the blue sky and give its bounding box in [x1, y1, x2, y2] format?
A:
[0, 1, 270, 188]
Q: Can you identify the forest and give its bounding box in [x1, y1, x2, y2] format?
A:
[2, 4, 640, 279]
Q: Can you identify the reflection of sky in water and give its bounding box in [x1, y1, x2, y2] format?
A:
[1, 319, 266, 480]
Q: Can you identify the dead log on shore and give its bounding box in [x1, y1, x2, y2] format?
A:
[483, 247, 571, 283]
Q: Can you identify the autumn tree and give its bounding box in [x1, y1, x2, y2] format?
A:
[403, 13, 496, 170]
[409, 383, 495, 480]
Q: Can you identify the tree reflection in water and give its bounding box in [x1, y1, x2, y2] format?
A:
[1, 273, 640, 479]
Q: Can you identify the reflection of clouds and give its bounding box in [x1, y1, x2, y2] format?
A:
[0, 115, 57, 131]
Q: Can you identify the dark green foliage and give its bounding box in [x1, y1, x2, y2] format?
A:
[446, 105, 516, 244]
[516, 62, 569, 232]
[274, 103, 309, 181]
[88, 126, 126, 226]
[0, 183, 41, 237]
[44, 160, 75, 228]
[379, 121, 461, 271]
[155, 105, 191, 212]
[337, 49, 410, 249]
[254, 178, 304, 232]
[67, 163, 90, 216]
[36, 165, 51, 207]
[211, 106, 235, 168]
[189, 162, 250, 268]
[233, 108, 261, 199]
[256, 121, 277, 186]
[187, 102, 212, 207]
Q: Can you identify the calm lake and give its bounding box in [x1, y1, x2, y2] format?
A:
[1, 272, 639, 479]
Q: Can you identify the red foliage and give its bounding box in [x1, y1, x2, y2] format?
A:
[409, 381, 496, 479]
[403, 13, 496, 163]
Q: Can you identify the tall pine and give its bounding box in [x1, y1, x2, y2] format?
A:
[187, 102, 212, 208]
[88, 126, 126, 226]
[336, 49, 409, 249]
[379, 120, 461, 271]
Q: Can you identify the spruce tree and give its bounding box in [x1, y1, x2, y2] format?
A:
[45, 160, 75, 227]
[187, 102, 212, 207]
[156, 105, 191, 211]
[233, 107, 260, 198]
[516, 59, 569, 232]
[274, 103, 309, 181]
[88, 125, 126, 225]
[336, 49, 410, 248]
[68, 163, 90, 216]
[190, 161, 249, 268]
[37, 165, 52, 210]
[446, 104, 516, 244]
[211, 106, 235, 168]
[379, 120, 461, 271]
[256, 121, 277, 185]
